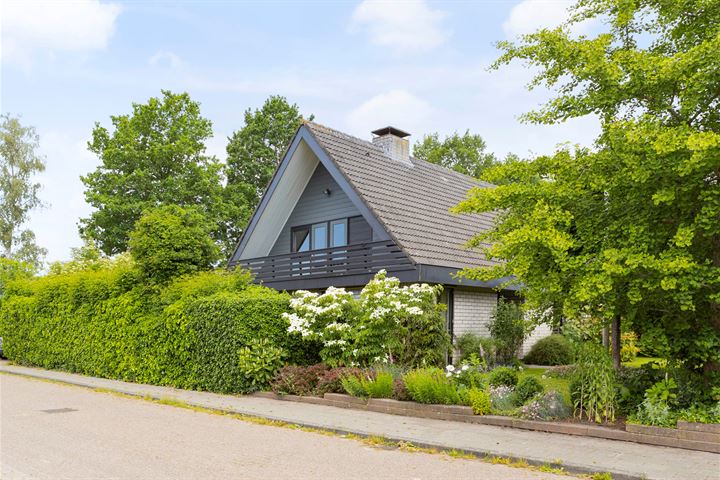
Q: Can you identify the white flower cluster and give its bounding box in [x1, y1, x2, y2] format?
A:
[445, 363, 470, 378]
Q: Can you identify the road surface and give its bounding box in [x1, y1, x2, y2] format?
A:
[0, 374, 575, 480]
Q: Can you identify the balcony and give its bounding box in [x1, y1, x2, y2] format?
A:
[235, 240, 415, 287]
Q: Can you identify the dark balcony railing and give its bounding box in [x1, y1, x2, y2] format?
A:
[236, 240, 415, 284]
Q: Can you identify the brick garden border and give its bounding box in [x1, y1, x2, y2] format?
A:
[253, 392, 720, 454]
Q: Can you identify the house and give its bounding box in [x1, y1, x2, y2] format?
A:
[228, 122, 550, 354]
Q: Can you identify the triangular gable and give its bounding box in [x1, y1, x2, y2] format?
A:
[229, 125, 391, 264]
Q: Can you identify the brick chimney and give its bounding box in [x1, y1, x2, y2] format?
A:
[371, 126, 412, 166]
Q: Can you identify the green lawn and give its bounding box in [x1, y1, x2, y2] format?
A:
[622, 356, 663, 368]
[520, 367, 571, 402]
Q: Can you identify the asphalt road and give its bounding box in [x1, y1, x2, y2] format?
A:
[0, 374, 575, 480]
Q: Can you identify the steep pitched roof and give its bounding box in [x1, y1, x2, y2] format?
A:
[304, 122, 497, 271]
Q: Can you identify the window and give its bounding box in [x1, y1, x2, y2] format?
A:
[291, 216, 370, 252]
[312, 223, 327, 250]
[330, 219, 347, 247]
[292, 227, 310, 252]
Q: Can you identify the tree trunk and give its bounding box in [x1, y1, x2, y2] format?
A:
[602, 327, 609, 350]
[611, 316, 621, 370]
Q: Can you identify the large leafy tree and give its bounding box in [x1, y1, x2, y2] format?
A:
[456, 0, 720, 376]
[413, 130, 498, 178]
[223, 96, 311, 250]
[0, 114, 47, 269]
[81, 91, 226, 255]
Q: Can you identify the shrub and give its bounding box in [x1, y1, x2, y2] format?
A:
[489, 385, 516, 413]
[341, 369, 395, 398]
[519, 391, 570, 420]
[620, 332, 640, 363]
[468, 388, 492, 415]
[523, 335, 573, 366]
[488, 367, 519, 387]
[315, 368, 347, 395]
[446, 354, 485, 389]
[0, 258, 34, 298]
[455, 333, 496, 366]
[284, 271, 450, 368]
[488, 298, 528, 364]
[403, 368, 461, 405]
[128, 205, 219, 283]
[514, 376, 544, 405]
[632, 398, 676, 427]
[571, 342, 616, 423]
[237, 339, 284, 393]
[392, 377, 411, 401]
[271, 364, 329, 396]
[0, 265, 309, 394]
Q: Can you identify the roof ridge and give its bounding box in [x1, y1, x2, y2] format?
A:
[304, 121, 493, 187]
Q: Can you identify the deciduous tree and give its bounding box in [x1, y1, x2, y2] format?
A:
[0, 114, 46, 269]
[223, 96, 311, 250]
[413, 130, 497, 178]
[456, 0, 720, 376]
[80, 91, 226, 255]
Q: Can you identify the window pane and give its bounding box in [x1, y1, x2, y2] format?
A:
[312, 223, 327, 250]
[292, 228, 310, 252]
[331, 220, 347, 247]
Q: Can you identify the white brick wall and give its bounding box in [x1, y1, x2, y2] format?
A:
[451, 289, 552, 358]
[452, 290, 498, 338]
[520, 323, 553, 357]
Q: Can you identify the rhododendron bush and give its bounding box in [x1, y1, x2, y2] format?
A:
[283, 270, 450, 368]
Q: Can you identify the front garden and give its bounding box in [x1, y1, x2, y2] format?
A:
[0, 216, 717, 452]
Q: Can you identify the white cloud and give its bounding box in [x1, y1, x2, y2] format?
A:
[148, 50, 183, 69]
[503, 0, 574, 37]
[350, 0, 449, 53]
[2, 0, 122, 65]
[345, 90, 432, 137]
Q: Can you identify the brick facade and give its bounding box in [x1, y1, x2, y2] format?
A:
[450, 288, 551, 358]
[451, 289, 498, 338]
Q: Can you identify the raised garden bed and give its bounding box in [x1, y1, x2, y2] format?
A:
[253, 391, 720, 453]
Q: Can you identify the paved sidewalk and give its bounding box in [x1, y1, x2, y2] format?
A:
[1, 362, 718, 480]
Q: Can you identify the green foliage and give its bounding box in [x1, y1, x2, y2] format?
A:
[488, 299, 527, 364]
[448, 355, 486, 389]
[237, 338, 284, 393]
[0, 264, 310, 394]
[224, 96, 312, 253]
[0, 257, 33, 298]
[519, 390, 571, 420]
[677, 403, 720, 425]
[620, 332, 640, 363]
[514, 376, 544, 405]
[523, 334, 573, 366]
[412, 130, 498, 178]
[403, 368, 461, 405]
[632, 398, 676, 428]
[81, 91, 229, 255]
[286, 271, 449, 368]
[455, 333, 496, 366]
[0, 114, 46, 268]
[341, 369, 395, 399]
[467, 387, 492, 415]
[128, 205, 220, 283]
[456, 0, 720, 378]
[488, 367, 519, 388]
[571, 343, 616, 423]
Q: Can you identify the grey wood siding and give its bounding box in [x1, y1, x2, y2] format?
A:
[269, 163, 362, 255]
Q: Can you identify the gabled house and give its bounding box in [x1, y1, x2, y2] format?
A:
[228, 122, 550, 351]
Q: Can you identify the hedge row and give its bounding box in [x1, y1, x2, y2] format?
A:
[0, 265, 318, 393]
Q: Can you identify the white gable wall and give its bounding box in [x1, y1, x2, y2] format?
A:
[238, 140, 318, 260]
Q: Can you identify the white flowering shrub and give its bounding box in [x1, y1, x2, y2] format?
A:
[283, 270, 449, 367]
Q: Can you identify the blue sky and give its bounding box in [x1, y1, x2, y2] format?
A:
[2, 0, 600, 263]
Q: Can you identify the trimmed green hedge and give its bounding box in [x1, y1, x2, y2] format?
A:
[0, 265, 318, 393]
